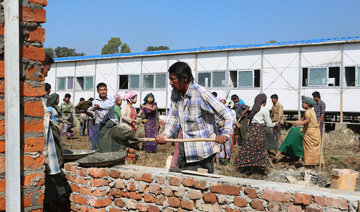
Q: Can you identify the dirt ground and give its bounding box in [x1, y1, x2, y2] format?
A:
[62, 127, 360, 190]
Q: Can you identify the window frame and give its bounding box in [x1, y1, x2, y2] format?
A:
[57, 77, 67, 91]
[154, 73, 167, 89]
[212, 71, 227, 88]
[237, 70, 254, 88]
[141, 73, 168, 90]
[118, 74, 141, 90]
[307, 67, 329, 87]
[356, 67, 360, 87]
[197, 71, 227, 89]
[75, 76, 94, 91]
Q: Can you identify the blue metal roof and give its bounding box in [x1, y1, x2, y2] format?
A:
[54, 35, 360, 62]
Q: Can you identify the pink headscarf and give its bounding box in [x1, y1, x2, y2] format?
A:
[217, 97, 226, 102]
[114, 94, 122, 100]
[123, 91, 137, 100]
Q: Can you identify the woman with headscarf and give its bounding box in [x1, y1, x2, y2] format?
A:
[294, 96, 324, 167]
[113, 94, 122, 123]
[234, 93, 275, 173]
[139, 93, 158, 153]
[44, 93, 68, 208]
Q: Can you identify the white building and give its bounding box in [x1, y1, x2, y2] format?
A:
[46, 36, 360, 122]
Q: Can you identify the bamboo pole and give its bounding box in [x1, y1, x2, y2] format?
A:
[319, 123, 325, 171]
[137, 138, 216, 143]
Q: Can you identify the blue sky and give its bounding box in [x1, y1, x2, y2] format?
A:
[43, 0, 360, 55]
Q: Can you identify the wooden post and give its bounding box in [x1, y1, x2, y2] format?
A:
[319, 123, 325, 171]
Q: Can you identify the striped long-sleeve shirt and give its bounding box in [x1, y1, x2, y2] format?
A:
[87, 95, 117, 125]
[162, 83, 235, 163]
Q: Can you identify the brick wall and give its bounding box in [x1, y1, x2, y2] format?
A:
[65, 164, 360, 212]
[0, 0, 47, 211]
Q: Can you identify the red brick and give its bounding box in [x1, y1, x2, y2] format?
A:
[188, 190, 202, 200]
[234, 197, 247, 207]
[22, 45, 45, 62]
[25, 66, 44, 81]
[134, 172, 142, 180]
[244, 187, 257, 199]
[24, 101, 44, 117]
[144, 193, 155, 203]
[0, 155, 4, 173]
[70, 184, 80, 193]
[64, 162, 77, 171]
[251, 199, 265, 211]
[79, 186, 107, 197]
[268, 201, 280, 212]
[225, 206, 241, 212]
[129, 192, 142, 200]
[127, 181, 136, 191]
[193, 180, 207, 189]
[114, 180, 125, 189]
[181, 199, 195, 210]
[162, 186, 173, 197]
[80, 206, 106, 212]
[23, 137, 44, 152]
[294, 193, 312, 205]
[137, 203, 148, 212]
[91, 178, 108, 187]
[155, 195, 166, 206]
[114, 198, 124, 207]
[0, 140, 4, 153]
[138, 182, 148, 192]
[0, 178, 4, 192]
[182, 177, 194, 187]
[0, 24, 3, 36]
[29, 0, 47, 6]
[0, 195, 4, 211]
[141, 173, 153, 183]
[149, 184, 161, 195]
[168, 197, 181, 207]
[210, 183, 241, 195]
[262, 189, 292, 203]
[306, 207, 322, 212]
[22, 119, 44, 133]
[169, 176, 181, 186]
[203, 192, 217, 203]
[26, 27, 45, 43]
[148, 205, 160, 212]
[22, 154, 44, 170]
[23, 172, 45, 188]
[314, 196, 348, 210]
[110, 169, 120, 178]
[120, 170, 131, 179]
[109, 209, 122, 212]
[155, 175, 166, 184]
[70, 194, 87, 205]
[88, 197, 112, 207]
[21, 6, 46, 23]
[0, 61, 3, 78]
[89, 168, 108, 178]
[288, 205, 302, 212]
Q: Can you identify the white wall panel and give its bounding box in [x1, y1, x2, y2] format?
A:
[301, 88, 340, 112]
[76, 61, 96, 76]
[95, 59, 118, 93]
[343, 89, 360, 112]
[197, 52, 227, 71]
[301, 45, 342, 67]
[228, 50, 262, 70]
[142, 56, 168, 74]
[73, 91, 95, 105]
[45, 64, 56, 85]
[56, 62, 75, 77]
[343, 43, 360, 66]
[118, 58, 142, 75]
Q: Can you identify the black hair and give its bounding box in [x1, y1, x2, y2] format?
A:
[65, 93, 71, 98]
[44, 52, 54, 65]
[97, 82, 107, 90]
[270, 94, 278, 100]
[79, 98, 85, 102]
[231, 94, 239, 102]
[168, 62, 194, 83]
[211, 92, 217, 97]
[88, 97, 94, 102]
[312, 91, 321, 98]
[45, 83, 51, 92]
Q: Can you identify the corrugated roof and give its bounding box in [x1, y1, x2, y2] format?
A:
[54, 35, 360, 62]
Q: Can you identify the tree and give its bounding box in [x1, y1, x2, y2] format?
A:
[45, 47, 54, 58]
[268, 40, 277, 44]
[120, 43, 130, 53]
[53, 46, 85, 58]
[145, 46, 170, 51]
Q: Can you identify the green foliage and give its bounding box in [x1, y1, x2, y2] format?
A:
[120, 43, 131, 53]
[53, 46, 85, 58]
[145, 46, 170, 51]
[268, 40, 277, 44]
[45, 47, 54, 58]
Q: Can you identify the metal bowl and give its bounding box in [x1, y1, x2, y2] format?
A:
[63, 149, 98, 160]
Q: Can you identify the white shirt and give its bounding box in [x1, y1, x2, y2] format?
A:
[251, 106, 275, 127]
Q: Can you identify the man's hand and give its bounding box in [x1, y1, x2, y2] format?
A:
[156, 134, 167, 144]
[216, 135, 228, 144]
[92, 104, 100, 111]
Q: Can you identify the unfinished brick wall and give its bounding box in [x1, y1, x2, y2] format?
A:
[65, 164, 360, 212]
[0, 0, 47, 211]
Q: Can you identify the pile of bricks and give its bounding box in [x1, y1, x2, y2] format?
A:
[0, 0, 47, 211]
[65, 163, 360, 212]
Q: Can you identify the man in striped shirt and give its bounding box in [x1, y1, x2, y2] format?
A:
[87, 82, 117, 150]
[156, 62, 235, 173]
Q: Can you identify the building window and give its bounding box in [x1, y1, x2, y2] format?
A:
[198, 72, 211, 88]
[212, 71, 226, 88]
[143, 74, 154, 89]
[119, 75, 140, 89]
[230, 70, 260, 88]
[57, 77, 66, 91]
[67, 77, 74, 89]
[76, 76, 93, 90]
[303, 67, 340, 87]
[345, 66, 360, 87]
[155, 73, 167, 89]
